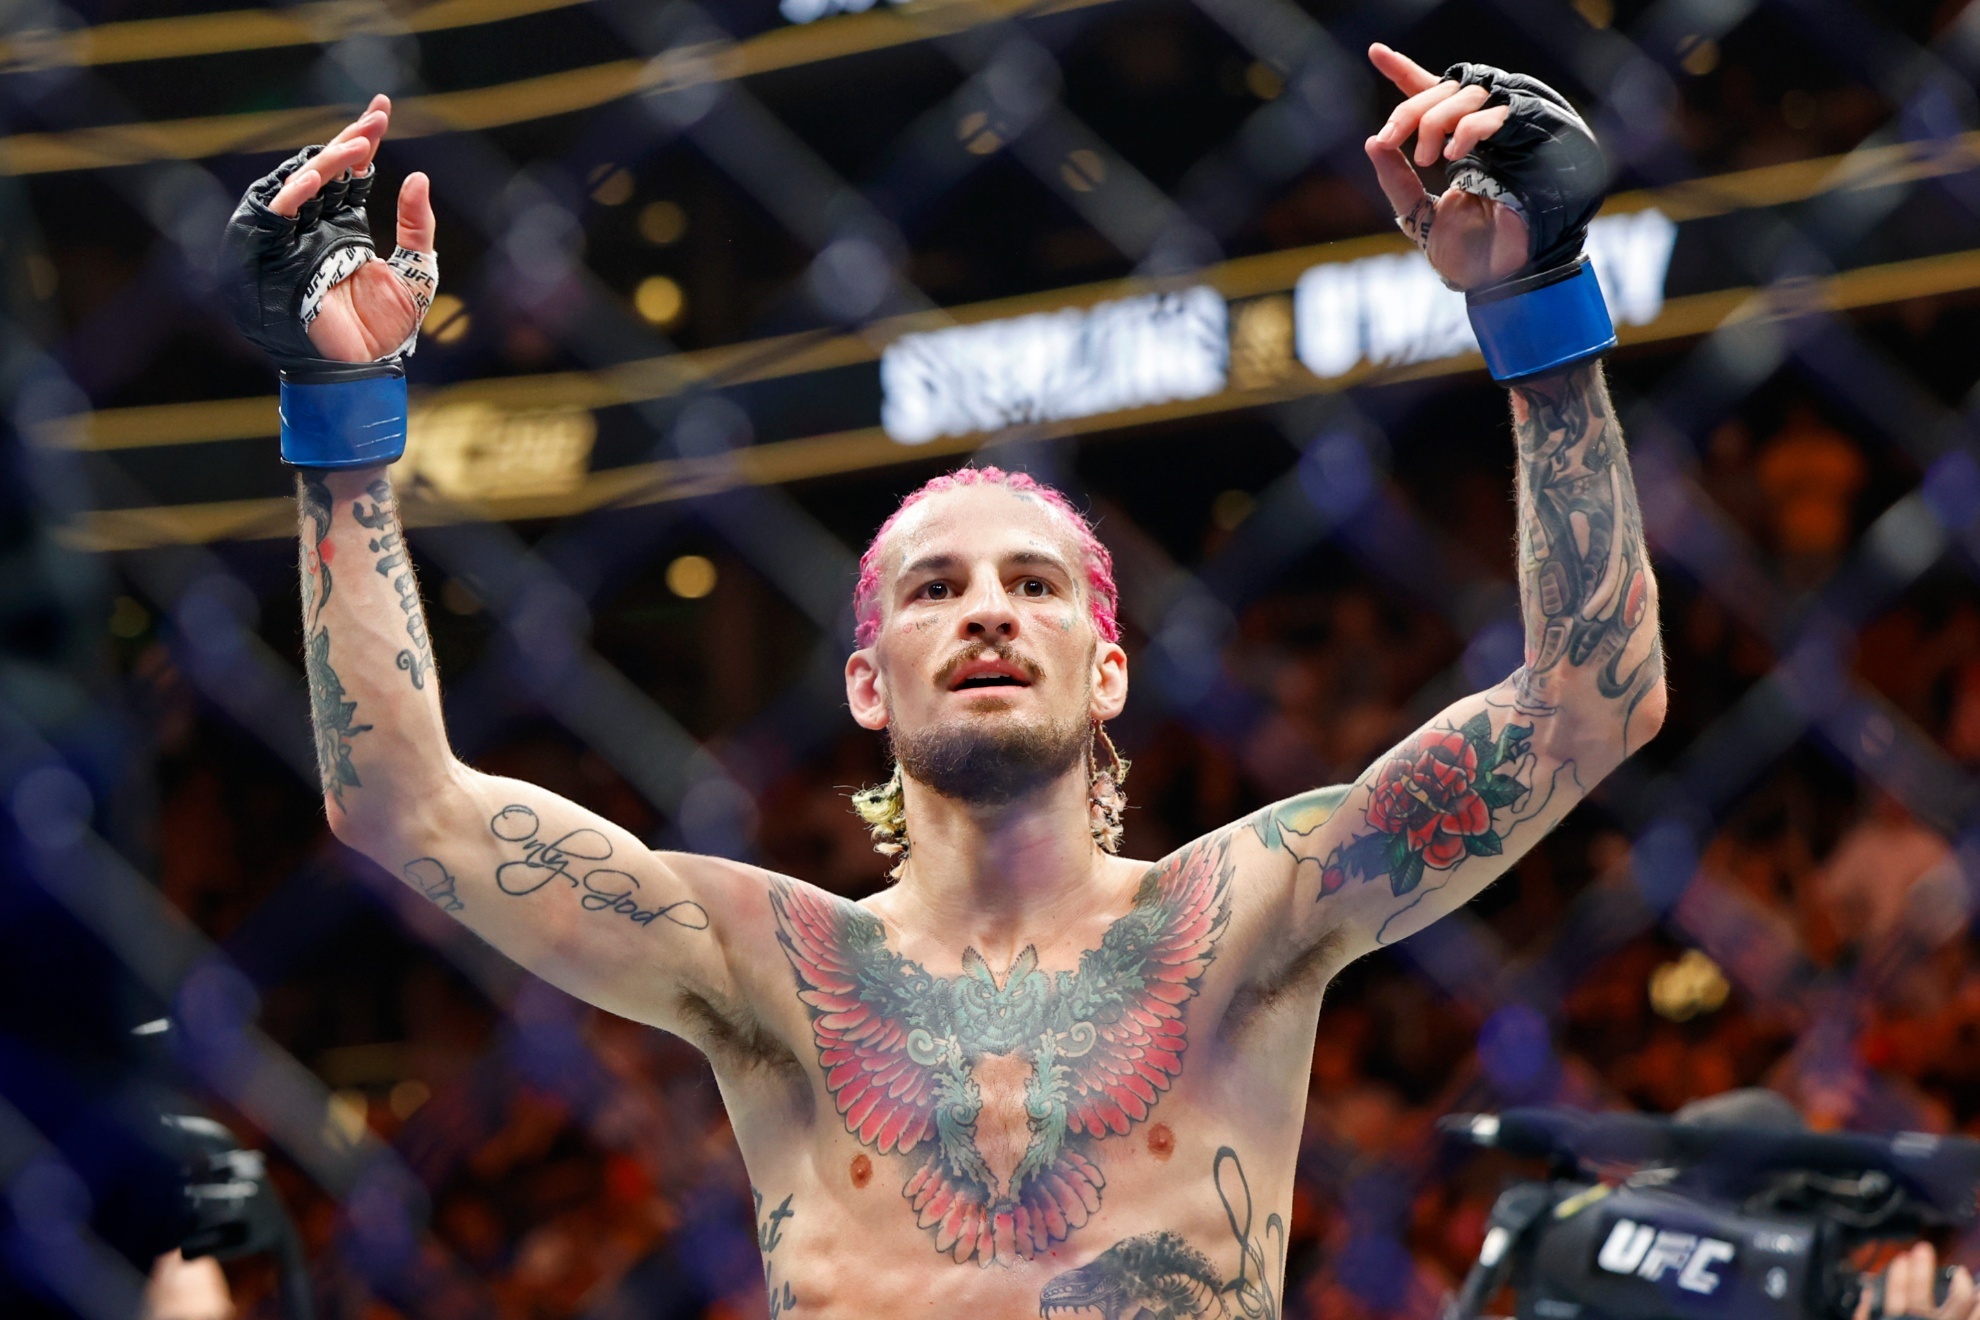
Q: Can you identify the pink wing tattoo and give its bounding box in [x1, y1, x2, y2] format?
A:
[770, 837, 1232, 1265]
[771, 881, 940, 1158]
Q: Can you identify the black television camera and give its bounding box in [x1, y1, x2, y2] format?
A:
[158, 1109, 314, 1320]
[136, 1017, 314, 1320]
[1440, 1092, 1980, 1320]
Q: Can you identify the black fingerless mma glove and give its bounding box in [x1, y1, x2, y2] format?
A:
[1442, 63, 1607, 276]
[221, 145, 407, 467]
[1439, 63, 1617, 380]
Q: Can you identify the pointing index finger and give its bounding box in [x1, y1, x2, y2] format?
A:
[1368, 43, 1442, 96]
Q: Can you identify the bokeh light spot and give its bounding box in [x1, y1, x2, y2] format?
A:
[667, 554, 717, 599]
[639, 200, 688, 245]
[635, 275, 685, 327]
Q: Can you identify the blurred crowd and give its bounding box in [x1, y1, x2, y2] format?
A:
[115, 361, 1980, 1320]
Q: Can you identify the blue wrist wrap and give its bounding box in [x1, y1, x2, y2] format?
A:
[279, 371, 408, 469]
[1466, 258, 1617, 382]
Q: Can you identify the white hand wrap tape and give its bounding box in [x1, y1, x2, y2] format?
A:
[298, 244, 372, 328]
[385, 246, 440, 357]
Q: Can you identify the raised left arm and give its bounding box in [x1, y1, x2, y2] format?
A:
[1248, 359, 1663, 961]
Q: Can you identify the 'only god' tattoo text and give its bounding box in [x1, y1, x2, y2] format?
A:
[489, 805, 710, 932]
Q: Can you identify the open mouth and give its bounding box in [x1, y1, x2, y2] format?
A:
[945, 656, 1037, 691]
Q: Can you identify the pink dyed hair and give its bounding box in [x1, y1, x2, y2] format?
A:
[852, 466, 1121, 649]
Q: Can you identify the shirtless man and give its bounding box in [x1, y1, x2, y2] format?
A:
[222, 44, 1665, 1315]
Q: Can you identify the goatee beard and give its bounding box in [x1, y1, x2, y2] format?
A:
[891, 713, 1089, 807]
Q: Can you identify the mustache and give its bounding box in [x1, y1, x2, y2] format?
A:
[934, 642, 1044, 687]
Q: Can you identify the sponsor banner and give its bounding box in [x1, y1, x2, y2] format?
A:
[876, 213, 1676, 447]
[880, 287, 1229, 445]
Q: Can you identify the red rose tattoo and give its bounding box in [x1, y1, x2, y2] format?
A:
[1369, 729, 1491, 868]
[1323, 712, 1532, 898]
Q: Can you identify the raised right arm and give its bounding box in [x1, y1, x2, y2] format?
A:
[299, 465, 769, 1034]
[241, 101, 781, 1040]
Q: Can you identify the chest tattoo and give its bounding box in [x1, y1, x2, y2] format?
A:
[771, 836, 1233, 1265]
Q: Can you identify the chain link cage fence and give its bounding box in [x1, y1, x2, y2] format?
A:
[4, 0, 1980, 1314]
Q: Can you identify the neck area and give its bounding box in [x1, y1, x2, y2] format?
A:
[887, 761, 1118, 962]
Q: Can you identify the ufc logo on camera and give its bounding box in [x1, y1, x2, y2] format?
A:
[1596, 1218, 1737, 1295]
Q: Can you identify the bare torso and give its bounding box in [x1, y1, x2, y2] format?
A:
[695, 827, 1334, 1318]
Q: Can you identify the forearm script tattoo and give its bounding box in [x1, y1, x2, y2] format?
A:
[1038, 1146, 1283, 1319]
[772, 836, 1233, 1265]
[488, 805, 709, 931]
[351, 481, 437, 690]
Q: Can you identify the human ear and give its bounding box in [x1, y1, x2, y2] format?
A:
[846, 649, 890, 731]
[1089, 641, 1128, 721]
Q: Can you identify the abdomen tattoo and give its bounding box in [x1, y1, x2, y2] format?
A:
[770, 837, 1233, 1265]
